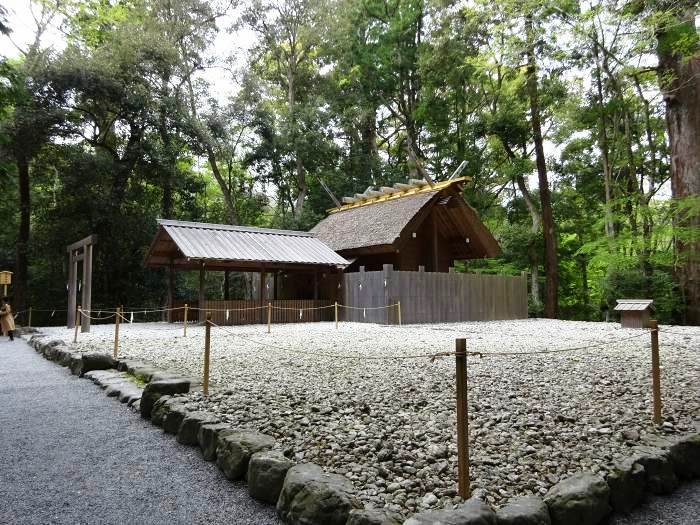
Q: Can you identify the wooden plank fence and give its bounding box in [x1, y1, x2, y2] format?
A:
[201, 299, 333, 325]
[342, 265, 527, 324]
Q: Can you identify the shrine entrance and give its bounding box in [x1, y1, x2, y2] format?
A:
[66, 235, 97, 332]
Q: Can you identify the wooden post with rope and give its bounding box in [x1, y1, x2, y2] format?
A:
[74, 305, 81, 343]
[28, 307, 32, 328]
[203, 312, 211, 396]
[455, 338, 470, 498]
[183, 303, 188, 337]
[334, 301, 338, 329]
[267, 302, 272, 333]
[113, 306, 121, 359]
[649, 320, 662, 425]
[397, 301, 402, 326]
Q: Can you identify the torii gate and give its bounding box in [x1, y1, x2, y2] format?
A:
[67, 235, 97, 332]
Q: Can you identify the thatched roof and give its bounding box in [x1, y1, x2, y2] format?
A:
[311, 191, 437, 251]
[311, 177, 500, 258]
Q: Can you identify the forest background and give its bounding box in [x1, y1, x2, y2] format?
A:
[1, 0, 698, 324]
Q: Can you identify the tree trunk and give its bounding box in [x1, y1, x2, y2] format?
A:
[14, 156, 30, 313]
[516, 175, 542, 308]
[593, 43, 615, 240]
[526, 15, 558, 318]
[657, 6, 700, 324]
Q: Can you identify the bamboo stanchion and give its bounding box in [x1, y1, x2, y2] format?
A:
[28, 307, 32, 328]
[334, 301, 338, 329]
[649, 320, 662, 425]
[455, 338, 470, 498]
[267, 302, 272, 333]
[113, 306, 121, 359]
[203, 313, 211, 396]
[74, 305, 81, 343]
[397, 301, 402, 326]
[183, 303, 188, 337]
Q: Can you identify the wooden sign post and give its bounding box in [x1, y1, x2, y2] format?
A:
[0, 271, 12, 297]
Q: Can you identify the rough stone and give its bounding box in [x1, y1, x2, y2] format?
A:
[496, 495, 551, 525]
[216, 431, 276, 480]
[633, 447, 679, 495]
[198, 423, 235, 461]
[150, 396, 173, 427]
[543, 473, 610, 525]
[176, 411, 219, 446]
[57, 348, 73, 367]
[668, 433, 700, 479]
[347, 508, 403, 525]
[117, 385, 142, 405]
[78, 353, 116, 376]
[162, 404, 189, 434]
[247, 450, 294, 504]
[276, 463, 361, 525]
[605, 459, 645, 515]
[68, 354, 84, 375]
[140, 379, 190, 419]
[404, 499, 497, 525]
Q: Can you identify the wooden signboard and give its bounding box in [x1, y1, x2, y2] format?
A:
[0, 271, 11, 296]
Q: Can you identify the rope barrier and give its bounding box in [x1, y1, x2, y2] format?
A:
[339, 303, 399, 310]
[209, 321, 475, 361]
[473, 332, 650, 357]
[271, 304, 336, 311]
[660, 329, 700, 337]
[79, 310, 117, 321]
[207, 322, 650, 360]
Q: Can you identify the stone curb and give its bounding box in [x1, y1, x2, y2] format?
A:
[22, 333, 700, 525]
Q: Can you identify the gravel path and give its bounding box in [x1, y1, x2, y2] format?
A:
[0, 337, 281, 525]
[610, 481, 700, 525]
[40, 319, 700, 517]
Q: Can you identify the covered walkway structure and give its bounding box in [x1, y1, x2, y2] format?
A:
[145, 220, 348, 324]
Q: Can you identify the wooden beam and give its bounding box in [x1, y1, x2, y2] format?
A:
[66, 234, 98, 253]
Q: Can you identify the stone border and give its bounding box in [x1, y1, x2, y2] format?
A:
[22, 332, 700, 525]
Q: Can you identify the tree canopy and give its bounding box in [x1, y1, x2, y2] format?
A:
[0, 0, 698, 324]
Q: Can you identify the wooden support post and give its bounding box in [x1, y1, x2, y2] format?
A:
[81, 243, 93, 333]
[113, 306, 121, 359]
[455, 338, 470, 499]
[267, 302, 272, 333]
[397, 301, 402, 326]
[67, 253, 77, 328]
[650, 320, 662, 425]
[183, 303, 188, 337]
[203, 313, 211, 396]
[74, 305, 81, 343]
[260, 269, 266, 323]
[432, 215, 439, 272]
[335, 301, 338, 329]
[167, 263, 175, 323]
[199, 262, 206, 314]
[28, 307, 32, 328]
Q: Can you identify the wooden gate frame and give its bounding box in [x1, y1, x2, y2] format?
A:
[67, 235, 97, 332]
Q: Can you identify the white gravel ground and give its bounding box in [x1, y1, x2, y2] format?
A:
[40, 319, 700, 517]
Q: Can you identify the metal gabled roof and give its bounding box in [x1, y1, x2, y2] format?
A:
[157, 219, 348, 267]
[614, 299, 655, 312]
